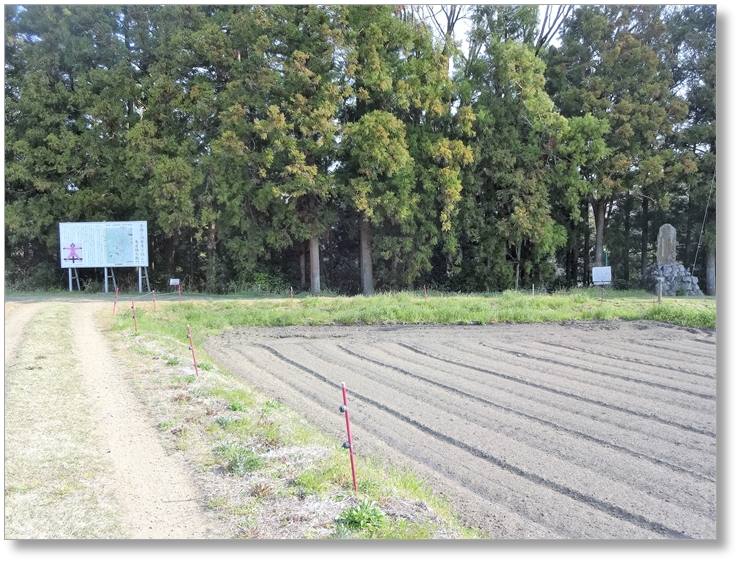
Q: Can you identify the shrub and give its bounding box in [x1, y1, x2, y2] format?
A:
[336, 499, 387, 533]
[218, 443, 264, 475]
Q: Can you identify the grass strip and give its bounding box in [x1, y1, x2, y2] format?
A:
[112, 289, 716, 342]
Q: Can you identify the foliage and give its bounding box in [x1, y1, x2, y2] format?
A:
[5, 5, 715, 295]
[336, 499, 387, 534]
[218, 442, 264, 476]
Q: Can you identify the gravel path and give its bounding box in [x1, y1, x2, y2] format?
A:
[205, 320, 717, 539]
[4, 300, 225, 539]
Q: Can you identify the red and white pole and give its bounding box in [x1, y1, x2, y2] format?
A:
[131, 298, 138, 334]
[113, 286, 119, 315]
[339, 382, 358, 492]
[187, 324, 199, 377]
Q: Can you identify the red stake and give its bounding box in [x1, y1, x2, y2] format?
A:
[340, 383, 358, 492]
[152, 289, 156, 310]
[113, 287, 119, 315]
[131, 298, 138, 334]
[187, 324, 199, 377]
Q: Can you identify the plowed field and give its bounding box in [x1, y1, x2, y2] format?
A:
[205, 320, 716, 539]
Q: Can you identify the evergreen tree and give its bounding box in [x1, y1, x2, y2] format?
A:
[545, 5, 689, 280]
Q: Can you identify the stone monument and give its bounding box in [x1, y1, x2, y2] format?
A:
[656, 223, 677, 267]
[640, 223, 703, 296]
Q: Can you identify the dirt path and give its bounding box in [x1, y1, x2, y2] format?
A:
[205, 321, 717, 540]
[4, 300, 225, 539]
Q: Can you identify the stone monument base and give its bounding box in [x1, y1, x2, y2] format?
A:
[640, 262, 703, 296]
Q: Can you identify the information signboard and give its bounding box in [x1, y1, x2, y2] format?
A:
[59, 222, 148, 268]
[592, 266, 612, 286]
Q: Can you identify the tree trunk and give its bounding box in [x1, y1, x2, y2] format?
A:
[359, 212, 374, 296]
[641, 196, 649, 273]
[299, 243, 306, 288]
[567, 231, 579, 288]
[166, 236, 177, 276]
[684, 193, 692, 265]
[623, 197, 631, 281]
[309, 235, 320, 295]
[582, 202, 590, 286]
[592, 198, 606, 268]
[706, 244, 716, 296]
[205, 222, 217, 293]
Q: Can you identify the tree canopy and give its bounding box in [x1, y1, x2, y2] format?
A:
[4, 4, 716, 296]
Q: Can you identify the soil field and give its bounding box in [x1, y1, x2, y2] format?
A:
[205, 320, 717, 540]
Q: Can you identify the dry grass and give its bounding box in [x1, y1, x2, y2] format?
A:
[4, 304, 124, 539]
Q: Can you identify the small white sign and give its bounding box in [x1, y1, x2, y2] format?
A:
[169, 279, 180, 286]
[592, 266, 612, 286]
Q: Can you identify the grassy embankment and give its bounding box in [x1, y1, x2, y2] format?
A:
[103, 288, 714, 539]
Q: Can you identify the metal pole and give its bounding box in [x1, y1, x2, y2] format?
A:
[131, 298, 138, 334]
[138, 267, 142, 293]
[187, 324, 199, 377]
[104, 267, 109, 293]
[68, 269, 72, 292]
[339, 383, 358, 492]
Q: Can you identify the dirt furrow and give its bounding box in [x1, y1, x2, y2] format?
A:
[204, 342, 560, 538]
[256, 342, 713, 538]
[450, 340, 716, 406]
[533, 340, 715, 378]
[303, 341, 716, 519]
[344, 341, 716, 475]
[472, 339, 716, 395]
[624, 338, 716, 360]
[398, 342, 715, 438]
[205, 321, 716, 539]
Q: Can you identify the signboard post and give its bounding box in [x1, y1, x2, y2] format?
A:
[59, 222, 149, 292]
[592, 266, 612, 302]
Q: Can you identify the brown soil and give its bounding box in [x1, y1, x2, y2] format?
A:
[205, 320, 717, 539]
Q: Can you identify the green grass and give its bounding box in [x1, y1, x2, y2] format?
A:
[110, 288, 715, 340]
[218, 442, 264, 475]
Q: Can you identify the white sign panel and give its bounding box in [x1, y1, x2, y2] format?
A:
[592, 266, 612, 286]
[59, 222, 148, 268]
[169, 279, 180, 286]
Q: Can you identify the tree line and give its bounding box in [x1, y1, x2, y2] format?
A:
[4, 4, 716, 295]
